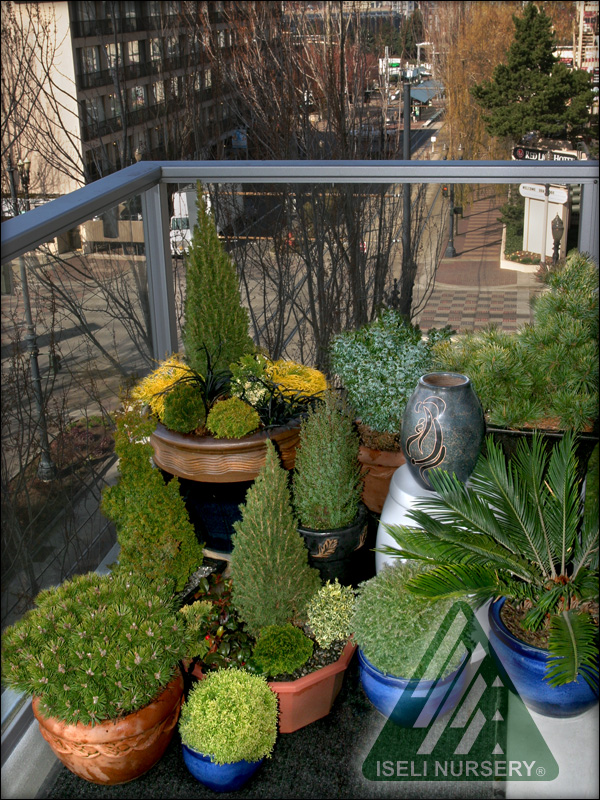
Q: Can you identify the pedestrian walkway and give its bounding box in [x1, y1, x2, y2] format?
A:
[413, 194, 543, 334]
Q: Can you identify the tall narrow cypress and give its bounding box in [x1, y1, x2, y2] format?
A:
[183, 183, 254, 376]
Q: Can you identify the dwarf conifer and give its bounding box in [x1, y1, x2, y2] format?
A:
[230, 440, 321, 636]
[182, 183, 254, 376]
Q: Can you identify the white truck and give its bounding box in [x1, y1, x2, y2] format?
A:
[169, 184, 245, 257]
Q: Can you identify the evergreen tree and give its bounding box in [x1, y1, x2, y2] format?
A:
[183, 183, 255, 376]
[230, 440, 321, 636]
[470, 2, 593, 143]
[101, 408, 204, 592]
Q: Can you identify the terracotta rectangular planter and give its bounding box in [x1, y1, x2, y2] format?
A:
[268, 640, 357, 733]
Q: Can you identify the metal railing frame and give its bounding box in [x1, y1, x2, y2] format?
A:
[2, 159, 598, 362]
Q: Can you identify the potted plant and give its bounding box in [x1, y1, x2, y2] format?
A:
[431, 250, 599, 480]
[329, 310, 453, 512]
[293, 390, 367, 584]
[246, 580, 357, 734]
[100, 405, 204, 593]
[378, 431, 599, 718]
[178, 668, 278, 792]
[351, 560, 469, 727]
[229, 441, 356, 732]
[0, 571, 195, 785]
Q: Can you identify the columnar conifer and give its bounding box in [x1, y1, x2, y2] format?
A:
[183, 183, 254, 376]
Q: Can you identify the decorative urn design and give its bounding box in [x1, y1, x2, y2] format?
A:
[401, 372, 485, 491]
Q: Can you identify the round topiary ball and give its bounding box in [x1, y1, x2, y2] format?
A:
[252, 623, 314, 677]
[206, 397, 260, 439]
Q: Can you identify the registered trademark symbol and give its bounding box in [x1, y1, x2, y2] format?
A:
[536, 766, 546, 777]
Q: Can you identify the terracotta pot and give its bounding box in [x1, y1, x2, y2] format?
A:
[32, 672, 184, 785]
[150, 419, 301, 483]
[269, 639, 357, 733]
[357, 446, 406, 514]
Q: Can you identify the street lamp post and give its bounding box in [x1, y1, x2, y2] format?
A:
[551, 213, 564, 266]
[13, 156, 57, 481]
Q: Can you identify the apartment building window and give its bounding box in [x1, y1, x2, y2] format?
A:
[149, 38, 162, 62]
[129, 85, 146, 109]
[165, 36, 179, 58]
[107, 92, 122, 120]
[127, 40, 141, 64]
[105, 42, 120, 70]
[79, 0, 97, 22]
[170, 75, 180, 97]
[85, 95, 106, 124]
[205, 67, 212, 89]
[153, 80, 166, 103]
[81, 46, 101, 74]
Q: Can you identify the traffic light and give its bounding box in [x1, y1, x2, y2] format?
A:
[570, 184, 581, 216]
[441, 185, 449, 198]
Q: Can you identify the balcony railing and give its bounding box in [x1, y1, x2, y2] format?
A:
[1, 158, 598, 760]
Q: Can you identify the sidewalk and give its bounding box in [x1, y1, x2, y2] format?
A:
[413, 194, 543, 334]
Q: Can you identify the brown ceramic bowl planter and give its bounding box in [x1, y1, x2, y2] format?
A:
[150, 419, 301, 482]
[31, 672, 184, 785]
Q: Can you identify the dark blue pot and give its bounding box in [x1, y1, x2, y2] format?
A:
[357, 648, 468, 727]
[401, 372, 484, 491]
[182, 744, 263, 792]
[488, 598, 599, 718]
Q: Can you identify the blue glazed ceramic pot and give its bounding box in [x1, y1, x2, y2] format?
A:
[488, 598, 599, 718]
[357, 648, 468, 727]
[181, 745, 263, 792]
[401, 372, 484, 491]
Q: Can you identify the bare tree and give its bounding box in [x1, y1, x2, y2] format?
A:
[195, 1, 440, 370]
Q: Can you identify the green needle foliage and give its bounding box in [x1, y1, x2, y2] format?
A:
[1, 571, 193, 726]
[432, 251, 599, 432]
[471, 2, 594, 142]
[379, 432, 599, 688]
[101, 407, 203, 592]
[230, 440, 321, 636]
[251, 623, 314, 677]
[182, 183, 255, 376]
[293, 391, 363, 530]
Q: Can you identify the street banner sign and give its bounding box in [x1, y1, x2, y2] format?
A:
[519, 184, 569, 204]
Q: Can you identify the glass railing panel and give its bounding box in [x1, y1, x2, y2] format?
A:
[1, 195, 154, 635]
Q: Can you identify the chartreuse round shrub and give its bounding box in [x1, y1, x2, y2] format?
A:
[307, 579, 356, 649]
[206, 397, 260, 439]
[178, 669, 278, 765]
[0, 571, 193, 727]
[251, 624, 314, 677]
[162, 381, 206, 433]
[351, 561, 467, 681]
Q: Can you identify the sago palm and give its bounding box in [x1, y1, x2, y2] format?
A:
[379, 432, 599, 689]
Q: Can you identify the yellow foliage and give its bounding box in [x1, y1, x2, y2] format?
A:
[266, 359, 328, 398]
[131, 354, 195, 419]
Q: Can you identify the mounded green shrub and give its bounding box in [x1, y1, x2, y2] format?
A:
[252, 623, 314, 677]
[230, 440, 321, 636]
[206, 397, 260, 439]
[351, 561, 467, 680]
[178, 668, 278, 765]
[161, 380, 207, 433]
[307, 579, 356, 649]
